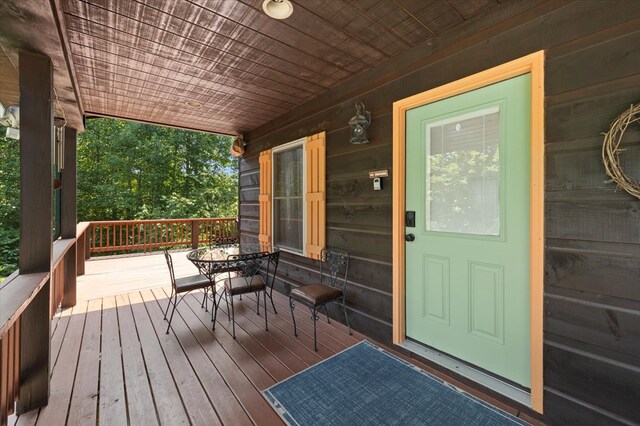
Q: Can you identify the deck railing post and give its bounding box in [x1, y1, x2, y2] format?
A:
[191, 219, 199, 249]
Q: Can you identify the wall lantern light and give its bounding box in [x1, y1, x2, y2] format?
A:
[348, 101, 371, 144]
[262, 0, 294, 19]
[230, 133, 246, 158]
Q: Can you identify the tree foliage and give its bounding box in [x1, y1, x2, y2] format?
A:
[0, 125, 20, 278]
[78, 119, 238, 220]
[0, 119, 238, 280]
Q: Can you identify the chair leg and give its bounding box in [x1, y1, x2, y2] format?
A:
[342, 299, 352, 335]
[264, 290, 268, 332]
[312, 307, 318, 352]
[163, 288, 175, 320]
[269, 292, 278, 314]
[213, 291, 225, 330]
[289, 296, 297, 337]
[256, 291, 261, 316]
[224, 293, 231, 321]
[231, 293, 236, 339]
[202, 288, 208, 312]
[323, 305, 331, 324]
[166, 294, 178, 334]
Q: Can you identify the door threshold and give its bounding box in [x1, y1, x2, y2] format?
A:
[401, 340, 531, 408]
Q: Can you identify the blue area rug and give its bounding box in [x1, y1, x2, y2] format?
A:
[263, 340, 529, 425]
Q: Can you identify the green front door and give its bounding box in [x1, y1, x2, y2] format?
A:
[405, 74, 531, 387]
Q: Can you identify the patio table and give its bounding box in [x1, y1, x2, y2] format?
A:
[186, 244, 255, 323]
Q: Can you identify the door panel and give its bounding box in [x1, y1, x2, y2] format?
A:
[405, 75, 531, 387]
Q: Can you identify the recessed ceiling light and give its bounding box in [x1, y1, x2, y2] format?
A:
[262, 0, 293, 20]
[185, 100, 202, 109]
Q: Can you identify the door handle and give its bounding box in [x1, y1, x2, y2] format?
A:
[405, 233, 415, 242]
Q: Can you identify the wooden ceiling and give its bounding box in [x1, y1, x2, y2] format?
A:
[4, 0, 503, 135]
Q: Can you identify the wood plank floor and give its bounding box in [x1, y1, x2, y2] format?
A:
[10, 252, 541, 426]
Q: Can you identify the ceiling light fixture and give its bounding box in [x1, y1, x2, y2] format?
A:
[185, 100, 203, 109]
[262, 0, 293, 19]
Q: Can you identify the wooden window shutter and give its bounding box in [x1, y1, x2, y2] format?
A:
[259, 149, 272, 252]
[305, 131, 326, 260]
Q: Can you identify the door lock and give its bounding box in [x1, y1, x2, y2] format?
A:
[405, 233, 415, 242]
[405, 211, 415, 228]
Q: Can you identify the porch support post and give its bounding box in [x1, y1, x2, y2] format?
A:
[61, 127, 77, 307]
[16, 50, 53, 414]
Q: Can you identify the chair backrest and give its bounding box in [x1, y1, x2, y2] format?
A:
[320, 248, 349, 291]
[226, 250, 280, 289]
[163, 250, 176, 288]
[265, 250, 280, 289]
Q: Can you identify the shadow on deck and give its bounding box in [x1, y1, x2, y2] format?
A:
[11, 252, 539, 425]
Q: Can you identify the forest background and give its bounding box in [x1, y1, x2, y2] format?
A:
[0, 119, 237, 280]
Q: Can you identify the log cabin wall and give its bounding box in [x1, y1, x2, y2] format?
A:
[241, 1, 640, 423]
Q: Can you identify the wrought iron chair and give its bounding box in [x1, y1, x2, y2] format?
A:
[213, 251, 280, 339]
[289, 248, 352, 351]
[163, 250, 212, 334]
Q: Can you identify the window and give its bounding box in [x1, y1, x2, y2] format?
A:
[259, 131, 326, 260]
[425, 107, 501, 236]
[272, 139, 305, 253]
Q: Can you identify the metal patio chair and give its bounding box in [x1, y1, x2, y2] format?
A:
[213, 250, 280, 339]
[163, 250, 212, 334]
[289, 248, 352, 351]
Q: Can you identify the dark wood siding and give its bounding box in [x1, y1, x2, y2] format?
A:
[241, 1, 640, 423]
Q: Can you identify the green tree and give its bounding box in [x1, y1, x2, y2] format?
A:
[0, 125, 20, 278]
[0, 119, 238, 280]
[77, 119, 238, 221]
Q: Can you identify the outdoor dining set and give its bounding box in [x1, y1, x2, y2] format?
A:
[162, 242, 352, 351]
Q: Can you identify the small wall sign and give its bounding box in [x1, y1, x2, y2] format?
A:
[369, 169, 389, 178]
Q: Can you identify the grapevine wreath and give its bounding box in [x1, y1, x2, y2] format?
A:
[602, 103, 640, 200]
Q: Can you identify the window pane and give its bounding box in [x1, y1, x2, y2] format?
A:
[426, 108, 500, 236]
[273, 143, 304, 252]
[274, 198, 303, 250]
[273, 147, 303, 197]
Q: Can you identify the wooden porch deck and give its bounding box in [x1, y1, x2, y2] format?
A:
[10, 252, 539, 425]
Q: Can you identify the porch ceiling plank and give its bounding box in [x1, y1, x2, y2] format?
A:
[61, 6, 328, 95]
[77, 85, 270, 126]
[186, 0, 365, 75]
[71, 63, 295, 116]
[0, 0, 84, 130]
[447, 0, 501, 20]
[69, 53, 302, 111]
[44, 0, 500, 135]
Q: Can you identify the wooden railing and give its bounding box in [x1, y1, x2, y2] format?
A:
[88, 218, 238, 255]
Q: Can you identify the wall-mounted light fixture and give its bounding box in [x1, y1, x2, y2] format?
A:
[0, 104, 20, 139]
[262, 0, 293, 19]
[230, 133, 246, 158]
[348, 101, 371, 144]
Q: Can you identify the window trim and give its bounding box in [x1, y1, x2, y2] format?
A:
[271, 137, 306, 256]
